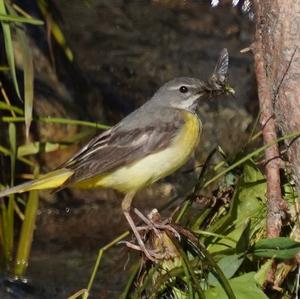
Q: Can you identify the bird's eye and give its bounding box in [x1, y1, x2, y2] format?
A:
[179, 86, 188, 93]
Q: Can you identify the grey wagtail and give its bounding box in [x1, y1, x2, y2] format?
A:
[0, 49, 233, 261]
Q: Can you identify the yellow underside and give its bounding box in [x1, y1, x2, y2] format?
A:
[74, 111, 201, 193]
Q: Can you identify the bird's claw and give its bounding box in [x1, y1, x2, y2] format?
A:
[134, 208, 181, 240]
[121, 240, 166, 261]
[122, 208, 181, 262]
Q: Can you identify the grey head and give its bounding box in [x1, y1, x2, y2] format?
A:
[147, 48, 233, 113]
[149, 77, 207, 112]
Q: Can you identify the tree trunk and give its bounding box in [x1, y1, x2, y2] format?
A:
[253, 1, 300, 237]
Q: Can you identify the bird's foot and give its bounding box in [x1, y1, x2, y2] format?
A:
[120, 241, 166, 260]
[134, 208, 181, 241]
[122, 208, 181, 262]
[122, 209, 166, 262]
[122, 208, 181, 261]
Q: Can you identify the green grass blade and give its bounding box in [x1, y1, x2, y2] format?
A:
[14, 189, 39, 277]
[193, 230, 237, 243]
[6, 3, 34, 139]
[6, 123, 17, 268]
[0, 101, 23, 114]
[0, 65, 9, 71]
[203, 130, 300, 188]
[0, 0, 21, 99]
[37, 0, 73, 61]
[171, 236, 206, 299]
[84, 231, 129, 298]
[0, 197, 10, 267]
[67, 289, 88, 299]
[119, 263, 140, 299]
[0, 13, 43, 25]
[18, 28, 34, 139]
[195, 242, 237, 299]
[1, 115, 110, 129]
[0, 144, 34, 166]
[39, 117, 110, 129]
[17, 141, 67, 157]
[9, 123, 17, 185]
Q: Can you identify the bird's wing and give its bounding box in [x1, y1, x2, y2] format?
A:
[58, 108, 185, 188]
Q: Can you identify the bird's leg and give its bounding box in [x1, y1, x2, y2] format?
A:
[122, 192, 160, 262]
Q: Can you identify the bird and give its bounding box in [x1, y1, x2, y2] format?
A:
[0, 49, 233, 261]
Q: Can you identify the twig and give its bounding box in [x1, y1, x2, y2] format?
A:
[274, 46, 298, 102]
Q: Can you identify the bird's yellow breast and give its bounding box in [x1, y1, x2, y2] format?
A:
[74, 111, 202, 193]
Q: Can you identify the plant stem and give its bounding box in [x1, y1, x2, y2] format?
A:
[14, 190, 39, 277]
[1, 116, 110, 129]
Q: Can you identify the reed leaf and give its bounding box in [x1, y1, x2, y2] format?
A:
[0, 13, 43, 25]
[0, 0, 21, 99]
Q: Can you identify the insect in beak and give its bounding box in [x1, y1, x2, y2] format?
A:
[204, 48, 235, 98]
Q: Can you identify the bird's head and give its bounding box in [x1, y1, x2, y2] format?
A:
[152, 48, 234, 112]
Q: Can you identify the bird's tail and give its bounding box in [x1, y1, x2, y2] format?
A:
[0, 168, 74, 198]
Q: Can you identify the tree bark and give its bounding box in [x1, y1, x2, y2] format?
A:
[253, 0, 300, 237]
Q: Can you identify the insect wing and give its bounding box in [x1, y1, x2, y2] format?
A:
[213, 48, 229, 81]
